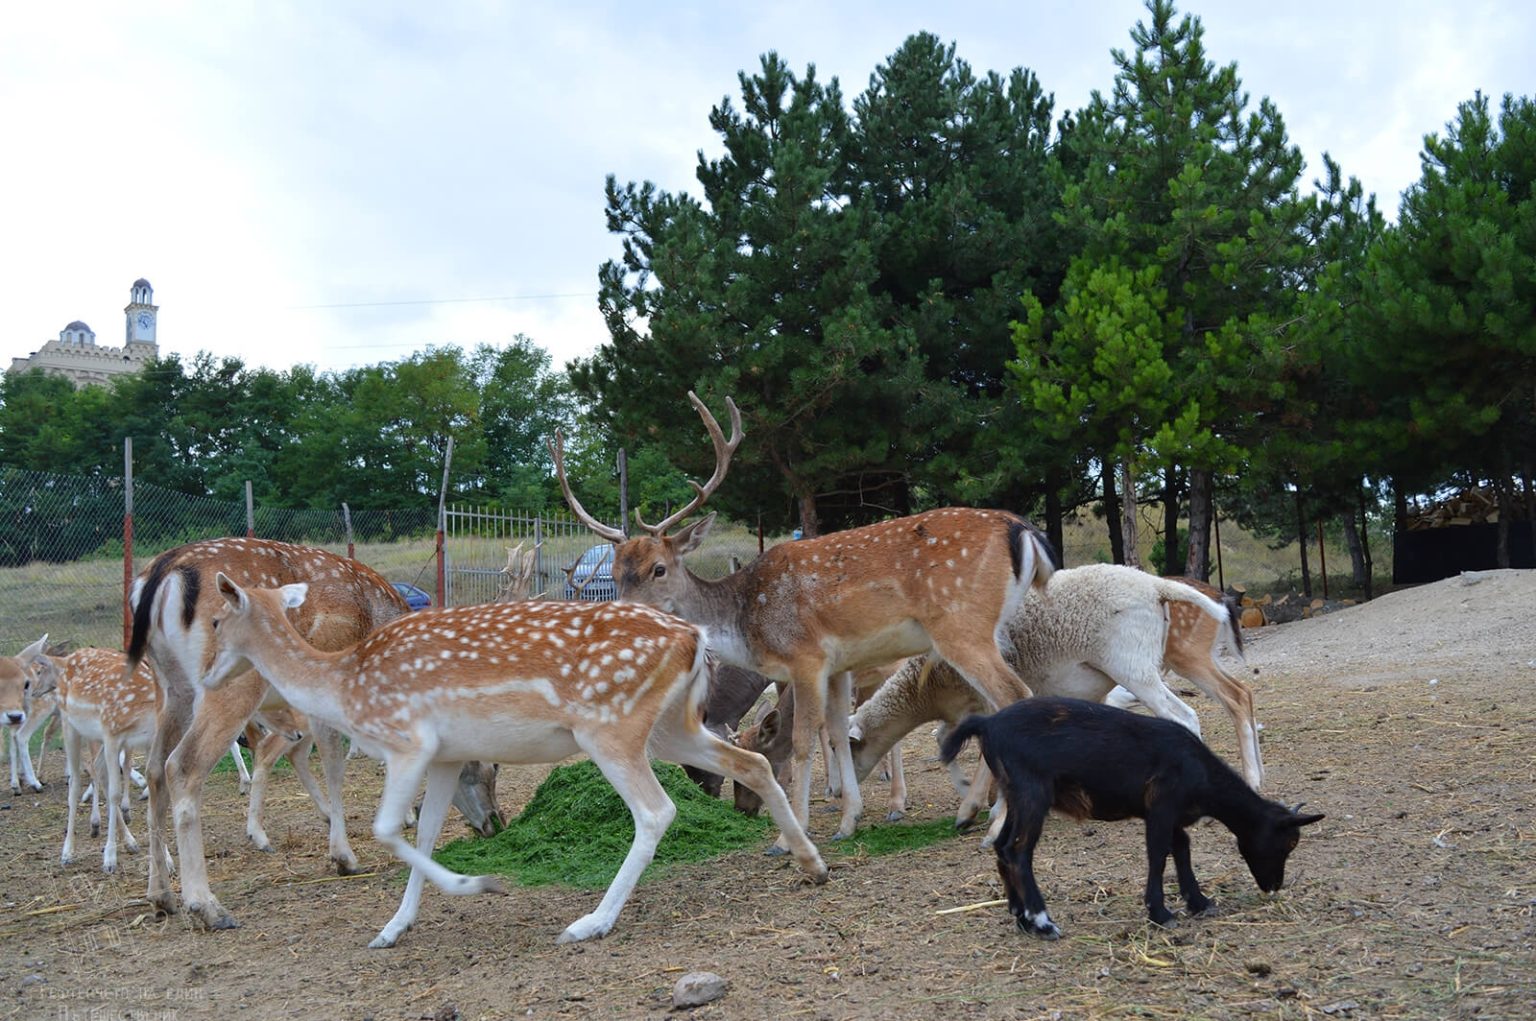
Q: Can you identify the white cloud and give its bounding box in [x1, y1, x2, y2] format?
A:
[4, 1, 1533, 377]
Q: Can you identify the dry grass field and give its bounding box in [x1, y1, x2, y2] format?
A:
[3, 569, 1531, 1020]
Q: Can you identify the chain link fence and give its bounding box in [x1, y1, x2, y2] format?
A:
[0, 467, 775, 657]
[0, 466, 436, 655]
[3, 464, 1217, 659]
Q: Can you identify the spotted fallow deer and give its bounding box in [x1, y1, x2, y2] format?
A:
[42, 648, 171, 874]
[552, 392, 1053, 846]
[3, 635, 51, 794]
[126, 538, 416, 930]
[203, 573, 826, 947]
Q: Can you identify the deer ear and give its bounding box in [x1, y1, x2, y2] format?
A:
[278, 583, 309, 610]
[758, 707, 779, 741]
[672, 513, 716, 554]
[16, 633, 49, 664]
[215, 572, 248, 610]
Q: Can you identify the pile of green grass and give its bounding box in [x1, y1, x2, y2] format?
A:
[433, 760, 974, 889]
[433, 760, 776, 888]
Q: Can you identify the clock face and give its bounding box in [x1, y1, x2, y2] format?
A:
[137, 313, 152, 331]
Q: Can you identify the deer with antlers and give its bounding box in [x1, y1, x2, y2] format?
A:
[552, 392, 1054, 846]
[202, 572, 826, 947]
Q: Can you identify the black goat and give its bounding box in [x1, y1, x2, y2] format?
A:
[940, 696, 1323, 939]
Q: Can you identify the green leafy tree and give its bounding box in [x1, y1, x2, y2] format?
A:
[578, 52, 924, 535]
[844, 35, 1072, 524]
[471, 338, 579, 509]
[1034, 0, 1309, 575]
[1352, 92, 1536, 563]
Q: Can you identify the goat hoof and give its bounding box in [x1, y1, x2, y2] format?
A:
[763, 844, 789, 857]
[334, 857, 364, 876]
[885, 810, 905, 823]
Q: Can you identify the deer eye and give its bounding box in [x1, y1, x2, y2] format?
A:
[652, 564, 667, 579]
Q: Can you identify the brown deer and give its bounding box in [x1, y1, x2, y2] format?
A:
[203, 574, 826, 947]
[126, 538, 415, 929]
[552, 392, 1053, 846]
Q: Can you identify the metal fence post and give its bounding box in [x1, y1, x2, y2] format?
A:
[245, 481, 255, 537]
[435, 437, 454, 609]
[343, 502, 355, 559]
[122, 438, 135, 651]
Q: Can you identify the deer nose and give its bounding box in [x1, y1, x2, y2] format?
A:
[4, 712, 23, 726]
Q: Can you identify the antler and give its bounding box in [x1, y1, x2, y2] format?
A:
[634, 391, 743, 537]
[549, 429, 627, 543]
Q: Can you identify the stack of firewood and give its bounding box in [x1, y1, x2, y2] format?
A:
[1403, 487, 1501, 530]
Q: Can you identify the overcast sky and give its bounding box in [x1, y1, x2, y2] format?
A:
[4, 1, 1532, 378]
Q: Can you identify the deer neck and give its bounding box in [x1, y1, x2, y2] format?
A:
[235, 613, 358, 727]
[666, 568, 757, 670]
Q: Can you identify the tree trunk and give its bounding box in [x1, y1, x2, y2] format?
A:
[797, 491, 821, 539]
[1294, 487, 1312, 598]
[1184, 468, 1213, 581]
[1121, 456, 1142, 570]
[1524, 460, 1536, 561]
[1392, 481, 1409, 534]
[1342, 509, 1367, 588]
[1044, 468, 1065, 568]
[1161, 468, 1181, 577]
[1358, 486, 1374, 601]
[1102, 461, 1125, 565]
[1495, 469, 1513, 569]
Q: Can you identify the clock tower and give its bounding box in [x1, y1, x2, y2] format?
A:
[125, 278, 157, 344]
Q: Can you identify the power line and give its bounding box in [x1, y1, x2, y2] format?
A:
[288, 292, 593, 310]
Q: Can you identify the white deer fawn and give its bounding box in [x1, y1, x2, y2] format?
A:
[203, 573, 826, 948]
[552, 392, 1054, 845]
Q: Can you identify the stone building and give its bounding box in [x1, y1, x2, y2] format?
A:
[8, 279, 161, 388]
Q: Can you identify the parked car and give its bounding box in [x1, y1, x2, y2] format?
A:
[392, 581, 432, 611]
[563, 544, 616, 601]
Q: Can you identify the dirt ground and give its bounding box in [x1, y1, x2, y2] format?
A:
[3, 569, 1534, 1021]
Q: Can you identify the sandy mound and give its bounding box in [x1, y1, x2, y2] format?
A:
[1243, 568, 1536, 688]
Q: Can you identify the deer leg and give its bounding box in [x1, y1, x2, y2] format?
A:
[245, 728, 299, 852]
[558, 741, 676, 944]
[370, 760, 465, 949]
[1108, 665, 1202, 739]
[776, 672, 829, 853]
[165, 671, 266, 929]
[102, 738, 126, 874]
[11, 711, 46, 792]
[371, 748, 502, 902]
[230, 739, 253, 795]
[884, 743, 906, 822]
[823, 670, 863, 840]
[145, 684, 189, 915]
[60, 725, 85, 866]
[312, 722, 361, 874]
[650, 710, 827, 885]
[1166, 649, 1264, 790]
[288, 738, 334, 821]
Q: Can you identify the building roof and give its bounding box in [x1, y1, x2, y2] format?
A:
[132, 277, 152, 290]
[65, 320, 93, 332]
